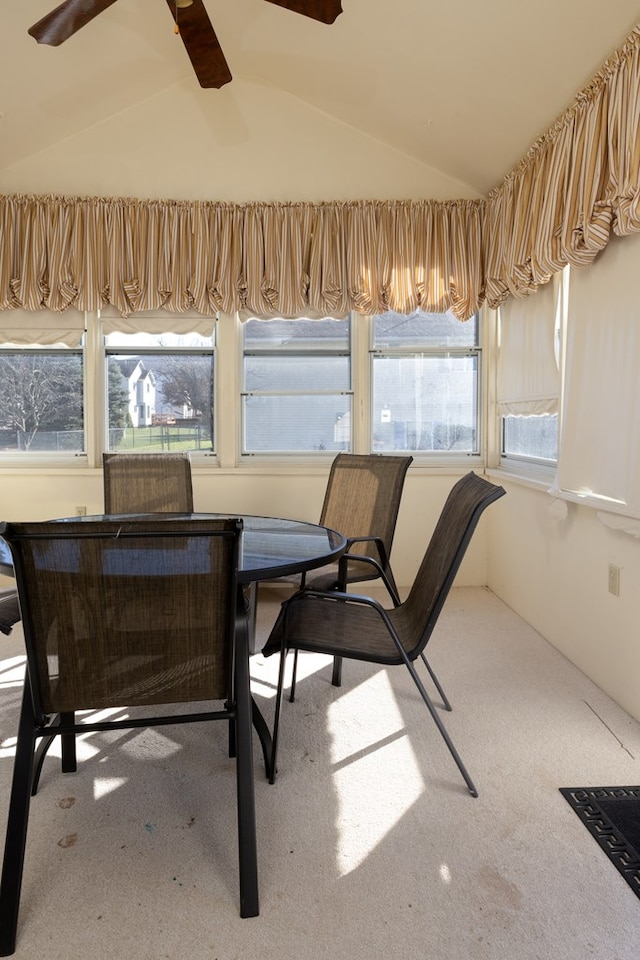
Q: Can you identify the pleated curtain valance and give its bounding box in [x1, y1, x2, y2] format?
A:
[0, 196, 485, 324]
[3, 23, 640, 329]
[483, 24, 640, 306]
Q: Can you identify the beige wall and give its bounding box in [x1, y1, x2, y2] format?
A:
[488, 478, 640, 722]
[0, 81, 488, 598]
[0, 79, 478, 201]
[0, 466, 490, 590]
[4, 74, 640, 730]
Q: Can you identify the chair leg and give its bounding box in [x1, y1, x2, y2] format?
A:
[331, 655, 343, 687]
[31, 711, 78, 796]
[269, 646, 289, 785]
[31, 723, 59, 795]
[60, 712, 77, 773]
[251, 699, 273, 781]
[420, 654, 452, 711]
[0, 680, 37, 957]
[288, 649, 299, 703]
[405, 659, 478, 798]
[227, 708, 236, 759]
[233, 630, 259, 918]
[243, 582, 259, 656]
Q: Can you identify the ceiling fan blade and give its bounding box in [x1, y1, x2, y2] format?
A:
[264, 0, 343, 25]
[165, 0, 232, 89]
[28, 0, 121, 46]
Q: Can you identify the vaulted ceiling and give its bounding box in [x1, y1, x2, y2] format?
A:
[2, 1, 639, 196]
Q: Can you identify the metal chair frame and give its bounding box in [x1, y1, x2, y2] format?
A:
[265, 472, 506, 797]
[0, 517, 258, 957]
[0, 587, 20, 636]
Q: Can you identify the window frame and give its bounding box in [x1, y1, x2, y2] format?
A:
[496, 268, 567, 479]
[102, 322, 218, 461]
[0, 308, 489, 469]
[368, 310, 483, 463]
[500, 414, 559, 469]
[239, 315, 354, 459]
[0, 338, 88, 464]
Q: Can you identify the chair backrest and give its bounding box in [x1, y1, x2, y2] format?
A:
[318, 453, 413, 572]
[399, 472, 506, 655]
[103, 453, 194, 514]
[3, 517, 241, 714]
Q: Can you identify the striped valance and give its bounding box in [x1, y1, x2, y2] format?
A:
[484, 24, 640, 306]
[3, 22, 640, 324]
[0, 196, 486, 322]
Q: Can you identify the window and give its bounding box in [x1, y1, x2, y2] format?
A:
[497, 274, 562, 469]
[501, 414, 558, 463]
[0, 309, 490, 466]
[241, 317, 352, 455]
[105, 329, 216, 454]
[0, 341, 85, 454]
[552, 235, 640, 519]
[370, 310, 480, 455]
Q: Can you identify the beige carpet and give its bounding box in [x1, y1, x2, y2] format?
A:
[1, 585, 639, 959]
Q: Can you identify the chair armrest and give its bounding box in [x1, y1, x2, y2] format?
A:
[336, 553, 400, 605]
[343, 534, 389, 568]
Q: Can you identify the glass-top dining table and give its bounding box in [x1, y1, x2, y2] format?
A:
[0, 513, 347, 779]
[2, 513, 346, 582]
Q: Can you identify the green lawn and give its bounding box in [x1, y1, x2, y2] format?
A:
[111, 425, 211, 453]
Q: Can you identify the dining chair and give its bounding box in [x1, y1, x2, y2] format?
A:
[308, 452, 413, 595]
[262, 471, 506, 797]
[104, 451, 259, 658]
[102, 452, 194, 514]
[0, 587, 20, 636]
[0, 516, 258, 956]
[286, 452, 413, 695]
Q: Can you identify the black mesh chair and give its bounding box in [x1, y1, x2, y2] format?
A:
[0, 516, 258, 956]
[286, 453, 412, 695]
[263, 472, 506, 797]
[0, 588, 20, 636]
[305, 452, 413, 598]
[103, 452, 194, 514]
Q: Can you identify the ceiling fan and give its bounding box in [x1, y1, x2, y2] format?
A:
[28, 0, 343, 89]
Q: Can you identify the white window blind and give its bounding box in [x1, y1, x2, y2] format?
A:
[0, 309, 85, 346]
[497, 278, 560, 416]
[552, 232, 640, 521]
[99, 308, 214, 337]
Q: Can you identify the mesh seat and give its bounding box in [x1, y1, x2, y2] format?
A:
[263, 472, 506, 797]
[0, 517, 258, 956]
[103, 452, 194, 514]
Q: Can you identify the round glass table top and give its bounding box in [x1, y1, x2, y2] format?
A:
[1, 514, 346, 584]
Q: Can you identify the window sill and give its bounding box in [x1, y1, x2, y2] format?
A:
[487, 463, 555, 494]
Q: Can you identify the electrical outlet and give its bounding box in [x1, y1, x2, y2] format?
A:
[75, 505, 87, 517]
[608, 563, 621, 596]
